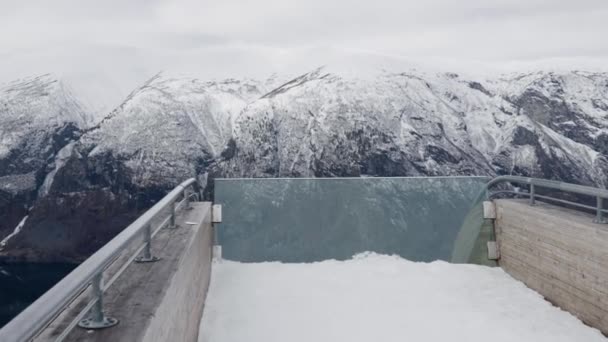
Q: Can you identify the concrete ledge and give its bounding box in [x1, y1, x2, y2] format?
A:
[46, 202, 213, 342]
[495, 199, 608, 334]
[142, 203, 213, 342]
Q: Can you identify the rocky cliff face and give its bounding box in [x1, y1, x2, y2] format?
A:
[0, 75, 87, 258]
[1, 67, 607, 262]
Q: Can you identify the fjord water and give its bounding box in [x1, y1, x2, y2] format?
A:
[0, 263, 75, 327]
[215, 177, 491, 263]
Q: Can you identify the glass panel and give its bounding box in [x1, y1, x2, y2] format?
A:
[214, 177, 492, 264]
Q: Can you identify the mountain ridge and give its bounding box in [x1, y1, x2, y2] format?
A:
[0, 65, 607, 262]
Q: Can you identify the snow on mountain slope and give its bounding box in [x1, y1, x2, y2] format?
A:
[220, 67, 608, 185]
[67, 66, 608, 187]
[80, 73, 280, 187]
[1, 65, 608, 262]
[0, 67, 604, 186]
[0, 74, 89, 246]
[0, 74, 88, 161]
[499, 71, 608, 149]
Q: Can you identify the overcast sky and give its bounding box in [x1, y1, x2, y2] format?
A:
[1, 0, 607, 111]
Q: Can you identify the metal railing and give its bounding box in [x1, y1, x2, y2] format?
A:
[487, 175, 608, 224]
[1, 174, 606, 341]
[0, 178, 197, 342]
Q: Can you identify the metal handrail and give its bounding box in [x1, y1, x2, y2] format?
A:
[487, 175, 608, 223]
[0, 178, 197, 342]
[1, 174, 605, 341]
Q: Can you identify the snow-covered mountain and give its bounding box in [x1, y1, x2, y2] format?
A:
[219, 68, 608, 184]
[82, 73, 279, 187]
[0, 75, 88, 253]
[1, 66, 607, 262]
[0, 74, 88, 171]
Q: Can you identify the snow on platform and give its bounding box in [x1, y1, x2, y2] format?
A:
[198, 253, 606, 342]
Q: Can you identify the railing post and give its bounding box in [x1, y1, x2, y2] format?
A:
[78, 273, 118, 329]
[529, 184, 535, 206]
[185, 188, 192, 210]
[135, 224, 160, 263]
[169, 200, 177, 229]
[594, 196, 606, 224]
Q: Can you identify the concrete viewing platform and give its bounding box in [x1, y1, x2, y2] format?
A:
[195, 199, 608, 342]
[38, 199, 608, 341]
[43, 202, 213, 342]
[494, 199, 608, 334]
[2, 176, 608, 342]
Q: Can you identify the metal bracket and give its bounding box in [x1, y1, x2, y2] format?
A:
[78, 316, 119, 329]
[482, 201, 496, 219]
[78, 273, 119, 330]
[212, 204, 222, 223]
[134, 255, 161, 263]
[487, 241, 500, 260]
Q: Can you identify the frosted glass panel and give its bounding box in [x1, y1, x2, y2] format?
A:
[214, 177, 490, 263]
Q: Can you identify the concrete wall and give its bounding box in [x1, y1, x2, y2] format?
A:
[59, 202, 213, 342]
[142, 203, 213, 342]
[494, 199, 608, 334]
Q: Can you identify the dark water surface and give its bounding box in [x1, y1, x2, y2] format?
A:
[0, 263, 75, 328]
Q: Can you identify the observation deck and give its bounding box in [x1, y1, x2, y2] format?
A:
[0, 176, 607, 341]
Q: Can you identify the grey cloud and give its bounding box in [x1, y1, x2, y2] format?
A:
[0, 0, 607, 86]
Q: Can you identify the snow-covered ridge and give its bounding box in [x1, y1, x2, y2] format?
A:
[0, 74, 91, 127]
[0, 74, 89, 160]
[63, 66, 608, 187]
[225, 67, 607, 182]
[3, 66, 608, 186]
[1, 65, 608, 261]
